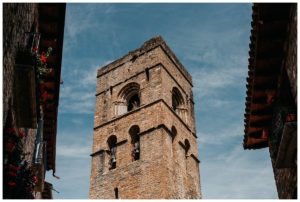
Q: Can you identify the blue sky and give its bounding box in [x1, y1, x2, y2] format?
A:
[46, 3, 278, 199]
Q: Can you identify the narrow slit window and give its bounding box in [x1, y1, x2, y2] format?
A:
[184, 139, 190, 156]
[171, 126, 177, 142]
[129, 125, 140, 161]
[107, 135, 117, 170]
[145, 68, 150, 81]
[114, 187, 119, 199]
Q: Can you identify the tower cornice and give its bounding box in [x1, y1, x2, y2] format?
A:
[97, 36, 193, 86]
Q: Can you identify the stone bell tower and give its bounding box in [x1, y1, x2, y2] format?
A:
[89, 36, 201, 199]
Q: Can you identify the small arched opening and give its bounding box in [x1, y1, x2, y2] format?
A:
[129, 125, 140, 161]
[172, 87, 185, 115]
[114, 187, 119, 199]
[127, 93, 140, 111]
[184, 139, 191, 156]
[171, 126, 177, 142]
[116, 82, 141, 115]
[107, 135, 117, 169]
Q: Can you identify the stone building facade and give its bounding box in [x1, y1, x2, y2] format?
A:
[89, 36, 201, 199]
[3, 3, 65, 199]
[243, 3, 297, 199]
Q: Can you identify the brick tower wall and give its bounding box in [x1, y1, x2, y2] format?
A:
[89, 37, 201, 199]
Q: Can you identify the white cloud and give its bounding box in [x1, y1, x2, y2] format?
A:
[192, 65, 246, 98]
[55, 129, 92, 158]
[198, 121, 243, 145]
[57, 144, 91, 158]
[200, 144, 277, 199]
[58, 59, 115, 114]
[59, 61, 104, 114]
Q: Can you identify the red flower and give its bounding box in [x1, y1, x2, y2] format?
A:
[33, 175, 38, 184]
[32, 47, 38, 53]
[8, 181, 17, 187]
[8, 171, 17, 177]
[9, 164, 21, 171]
[19, 129, 25, 139]
[4, 141, 16, 153]
[41, 91, 48, 102]
[41, 52, 47, 63]
[39, 82, 46, 91]
[6, 128, 16, 134]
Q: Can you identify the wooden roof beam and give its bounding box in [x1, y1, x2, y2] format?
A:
[251, 106, 273, 116]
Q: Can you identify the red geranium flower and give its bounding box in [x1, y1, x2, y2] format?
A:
[8, 171, 17, 177]
[19, 129, 25, 139]
[6, 128, 16, 134]
[8, 181, 17, 187]
[9, 164, 21, 171]
[32, 47, 38, 53]
[41, 91, 48, 102]
[39, 83, 46, 93]
[41, 52, 47, 63]
[33, 175, 38, 184]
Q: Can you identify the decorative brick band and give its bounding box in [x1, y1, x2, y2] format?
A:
[95, 62, 190, 100]
[90, 139, 128, 157]
[91, 123, 200, 163]
[93, 99, 197, 138]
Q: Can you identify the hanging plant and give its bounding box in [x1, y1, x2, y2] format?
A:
[32, 47, 55, 106]
[33, 47, 53, 77]
[4, 127, 24, 154]
[4, 159, 37, 199]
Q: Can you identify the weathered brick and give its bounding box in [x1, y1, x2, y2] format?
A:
[89, 36, 201, 199]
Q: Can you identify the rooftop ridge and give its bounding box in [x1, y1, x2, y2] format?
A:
[97, 35, 193, 85]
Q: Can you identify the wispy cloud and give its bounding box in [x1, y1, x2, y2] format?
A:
[59, 60, 112, 114]
[198, 122, 243, 146]
[201, 143, 277, 199]
[192, 63, 246, 99]
[55, 128, 92, 157]
[57, 145, 91, 158]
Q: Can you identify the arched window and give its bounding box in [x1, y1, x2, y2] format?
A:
[171, 126, 177, 142]
[116, 83, 140, 115]
[184, 139, 191, 156]
[129, 125, 140, 161]
[172, 87, 185, 115]
[107, 135, 117, 169]
[127, 94, 140, 111]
